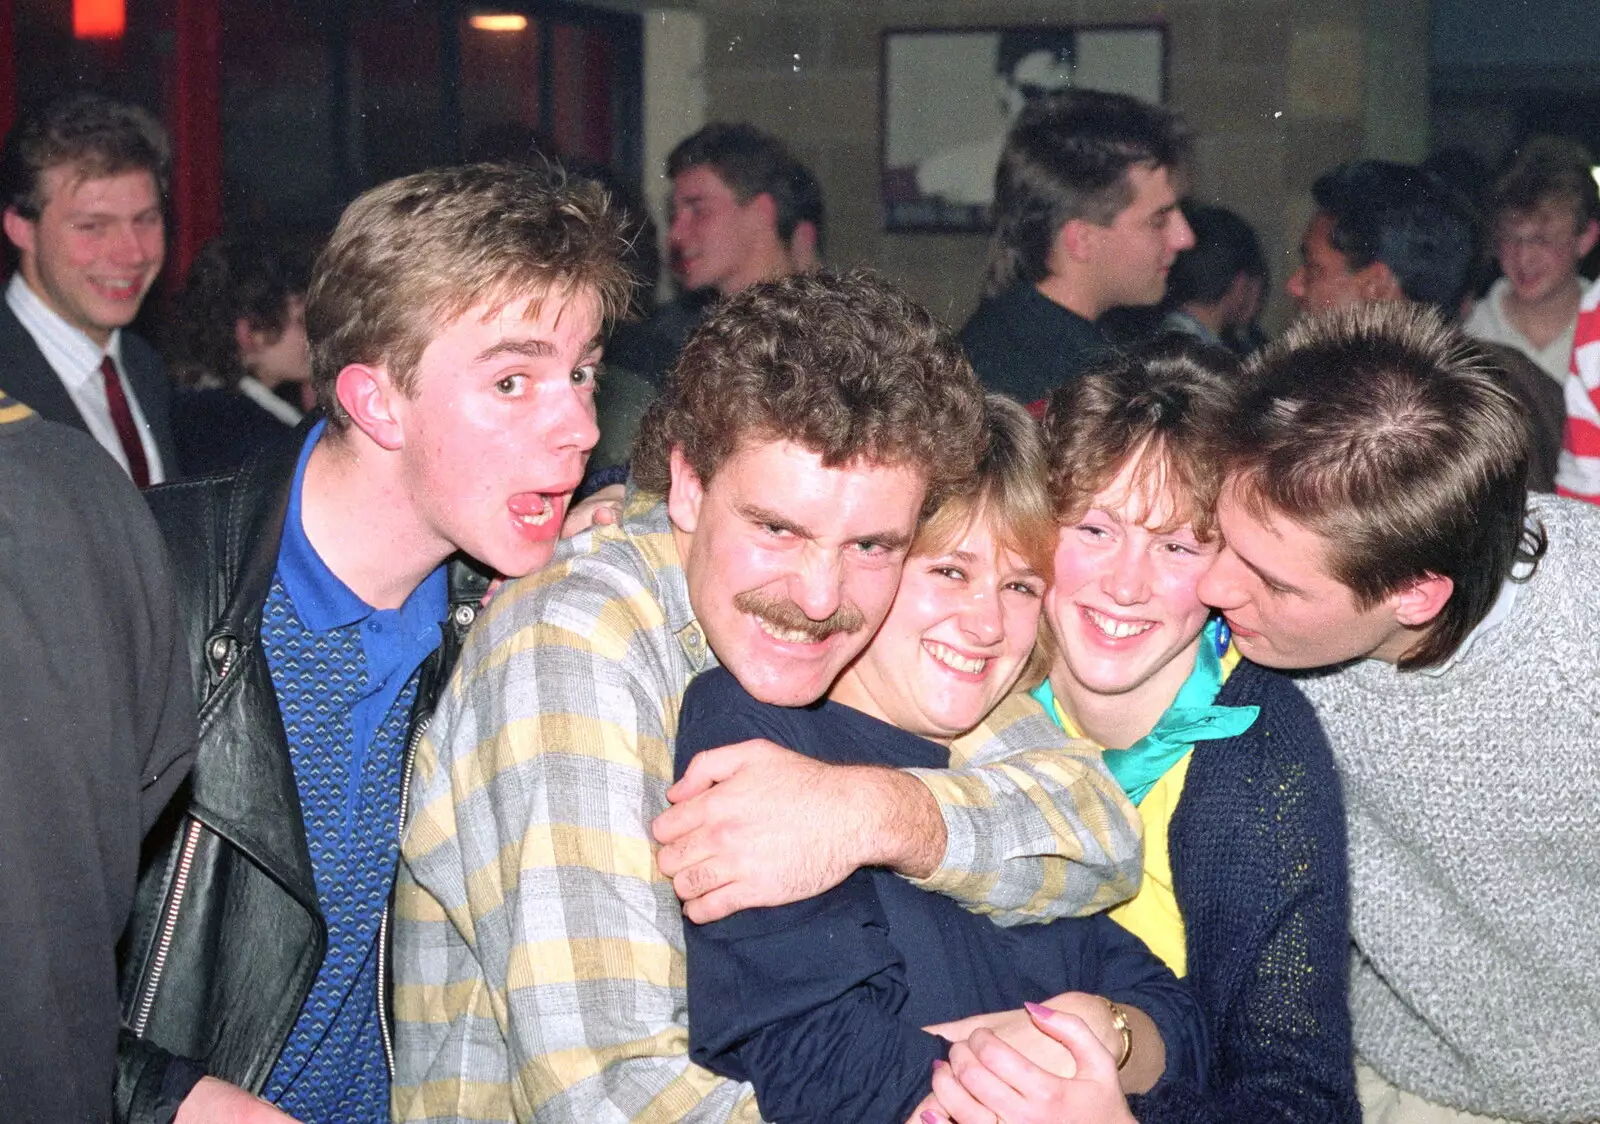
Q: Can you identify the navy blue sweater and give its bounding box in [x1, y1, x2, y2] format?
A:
[676, 668, 1208, 1124]
[1126, 659, 1358, 1124]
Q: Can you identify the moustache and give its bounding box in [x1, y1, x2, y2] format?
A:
[732, 590, 867, 643]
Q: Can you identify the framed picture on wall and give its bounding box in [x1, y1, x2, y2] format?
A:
[881, 25, 1167, 232]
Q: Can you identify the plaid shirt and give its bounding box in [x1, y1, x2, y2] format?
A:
[392, 493, 1141, 1123]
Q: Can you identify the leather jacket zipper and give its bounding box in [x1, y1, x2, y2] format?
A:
[131, 817, 204, 1037]
[131, 635, 240, 1038]
[378, 710, 430, 1077]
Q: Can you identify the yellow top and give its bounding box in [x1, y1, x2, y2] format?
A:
[1048, 643, 1241, 978]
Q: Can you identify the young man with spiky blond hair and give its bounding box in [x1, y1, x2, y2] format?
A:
[117, 164, 635, 1124]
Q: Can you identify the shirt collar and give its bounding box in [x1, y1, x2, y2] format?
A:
[276, 418, 448, 634]
[6, 273, 121, 384]
[1163, 309, 1223, 346]
[620, 481, 713, 671]
[1419, 561, 1527, 678]
[236, 374, 305, 425]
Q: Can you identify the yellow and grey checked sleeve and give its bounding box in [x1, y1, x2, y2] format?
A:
[910, 691, 1144, 925]
[392, 534, 763, 1124]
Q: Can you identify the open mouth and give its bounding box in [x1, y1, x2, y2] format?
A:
[509, 492, 560, 533]
[753, 614, 823, 645]
[91, 276, 144, 301]
[1083, 606, 1155, 640]
[924, 639, 988, 676]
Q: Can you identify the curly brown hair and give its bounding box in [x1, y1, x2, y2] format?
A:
[632, 269, 985, 514]
[307, 163, 635, 430]
[1043, 335, 1242, 542]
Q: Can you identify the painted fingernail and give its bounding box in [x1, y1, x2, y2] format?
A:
[932, 1058, 948, 1073]
[921, 1112, 940, 1124]
[1024, 1000, 1056, 1019]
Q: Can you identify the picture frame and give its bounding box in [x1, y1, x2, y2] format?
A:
[881, 25, 1167, 233]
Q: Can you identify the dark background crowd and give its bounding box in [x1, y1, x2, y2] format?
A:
[3, 2, 1600, 1123]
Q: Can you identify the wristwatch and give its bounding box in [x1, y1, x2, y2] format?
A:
[1104, 998, 1133, 1070]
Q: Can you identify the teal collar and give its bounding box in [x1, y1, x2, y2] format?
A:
[1033, 617, 1259, 805]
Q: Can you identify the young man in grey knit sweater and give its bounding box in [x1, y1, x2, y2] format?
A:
[1198, 301, 1600, 1124]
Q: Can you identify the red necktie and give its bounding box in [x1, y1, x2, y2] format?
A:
[100, 355, 150, 488]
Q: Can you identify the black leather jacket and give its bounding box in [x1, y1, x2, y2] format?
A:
[114, 430, 490, 1124]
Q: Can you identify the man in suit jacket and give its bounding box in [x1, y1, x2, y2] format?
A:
[0, 93, 177, 484]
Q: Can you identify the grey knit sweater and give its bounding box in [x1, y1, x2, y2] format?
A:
[1295, 497, 1600, 1123]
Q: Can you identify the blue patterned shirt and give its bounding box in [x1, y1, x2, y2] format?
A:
[261, 423, 446, 1122]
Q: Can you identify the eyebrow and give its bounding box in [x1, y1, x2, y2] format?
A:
[1236, 548, 1308, 597]
[1004, 560, 1045, 582]
[70, 206, 161, 221]
[474, 334, 604, 366]
[474, 338, 556, 364]
[736, 502, 913, 551]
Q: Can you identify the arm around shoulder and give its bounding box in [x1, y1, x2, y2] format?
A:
[907, 691, 1143, 924]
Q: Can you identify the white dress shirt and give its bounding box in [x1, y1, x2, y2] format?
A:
[6, 273, 166, 484]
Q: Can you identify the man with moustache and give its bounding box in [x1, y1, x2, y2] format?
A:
[392, 269, 1145, 1122]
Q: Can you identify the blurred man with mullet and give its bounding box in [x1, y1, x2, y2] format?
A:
[393, 270, 1144, 1123]
[961, 90, 1194, 409]
[1199, 302, 1600, 1124]
[116, 165, 633, 1124]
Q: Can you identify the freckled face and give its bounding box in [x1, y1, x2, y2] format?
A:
[1044, 456, 1216, 709]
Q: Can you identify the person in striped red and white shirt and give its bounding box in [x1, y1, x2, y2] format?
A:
[1555, 279, 1600, 501]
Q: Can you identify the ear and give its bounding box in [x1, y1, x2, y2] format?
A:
[3, 207, 35, 256]
[1057, 218, 1098, 264]
[234, 316, 261, 360]
[748, 191, 779, 233]
[666, 445, 706, 536]
[1359, 260, 1406, 303]
[335, 363, 405, 452]
[788, 220, 819, 271]
[1578, 218, 1599, 259]
[1391, 572, 1454, 628]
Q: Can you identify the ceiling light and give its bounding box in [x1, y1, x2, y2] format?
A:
[469, 13, 529, 32]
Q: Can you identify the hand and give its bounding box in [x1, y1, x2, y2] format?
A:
[653, 740, 920, 923]
[926, 991, 1118, 1081]
[926, 1006, 1076, 1079]
[923, 1008, 1136, 1124]
[561, 484, 625, 537]
[175, 1077, 303, 1124]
